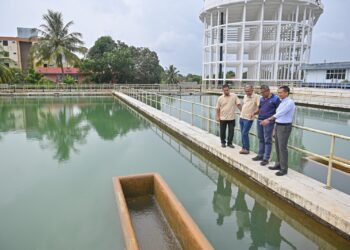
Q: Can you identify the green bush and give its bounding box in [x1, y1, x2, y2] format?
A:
[25, 68, 44, 84]
[38, 78, 55, 85]
[63, 75, 76, 84]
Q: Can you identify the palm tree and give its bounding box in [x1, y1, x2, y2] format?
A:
[0, 45, 14, 83]
[165, 65, 179, 84]
[30, 10, 86, 81]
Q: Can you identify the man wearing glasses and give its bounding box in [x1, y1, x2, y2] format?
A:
[252, 85, 280, 166]
[261, 86, 296, 176]
[239, 85, 260, 154]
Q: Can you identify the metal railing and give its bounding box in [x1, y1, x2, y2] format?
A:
[0, 83, 201, 94]
[202, 81, 350, 90]
[203, 87, 350, 108]
[0, 83, 115, 93]
[122, 89, 350, 190]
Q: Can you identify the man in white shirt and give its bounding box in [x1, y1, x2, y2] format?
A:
[261, 86, 296, 176]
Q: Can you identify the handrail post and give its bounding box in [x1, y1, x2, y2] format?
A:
[208, 105, 210, 133]
[179, 96, 182, 120]
[191, 102, 194, 125]
[169, 95, 172, 115]
[325, 135, 336, 190]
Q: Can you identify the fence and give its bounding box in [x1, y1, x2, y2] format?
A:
[202, 82, 350, 90]
[122, 89, 350, 190]
[0, 83, 201, 93]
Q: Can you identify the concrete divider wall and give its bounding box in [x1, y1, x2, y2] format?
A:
[113, 91, 350, 239]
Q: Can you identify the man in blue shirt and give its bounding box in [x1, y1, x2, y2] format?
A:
[261, 86, 296, 176]
[252, 85, 281, 166]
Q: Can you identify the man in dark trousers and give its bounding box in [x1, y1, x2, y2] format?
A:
[216, 84, 241, 148]
[261, 86, 296, 176]
[252, 85, 280, 166]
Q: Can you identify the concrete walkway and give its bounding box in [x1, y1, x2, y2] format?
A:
[113, 91, 350, 238]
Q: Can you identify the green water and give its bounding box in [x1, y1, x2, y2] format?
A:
[0, 97, 349, 250]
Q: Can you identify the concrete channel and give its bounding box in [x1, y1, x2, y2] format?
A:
[113, 91, 350, 240]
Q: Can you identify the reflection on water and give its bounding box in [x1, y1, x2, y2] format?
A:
[146, 119, 350, 250]
[38, 108, 90, 162]
[213, 175, 233, 225]
[0, 96, 349, 250]
[212, 176, 288, 249]
[0, 97, 147, 162]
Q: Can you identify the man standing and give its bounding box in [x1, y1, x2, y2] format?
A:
[239, 85, 260, 154]
[252, 85, 280, 166]
[261, 86, 296, 176]
[216, 84, 241, 148]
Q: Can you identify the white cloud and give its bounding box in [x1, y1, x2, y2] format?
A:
[313, 32, 346, 43]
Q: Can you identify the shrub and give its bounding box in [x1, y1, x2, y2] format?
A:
[63, 75, 76, 84]
[38, 78, 55, 85]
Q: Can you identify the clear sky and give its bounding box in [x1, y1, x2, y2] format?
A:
[0, 0, 349, 75]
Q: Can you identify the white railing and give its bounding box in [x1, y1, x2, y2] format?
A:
[0, 83, 201, 94]
[123, 89, 350, 190]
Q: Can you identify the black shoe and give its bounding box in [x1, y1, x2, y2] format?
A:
[252, 156, 263, 161]
[276, 171, 287, 176]
[260, 160, 269, 166]
[221, 144, 226, 148]
[268, 166, 281, 170]
[227, 144, 235, 148]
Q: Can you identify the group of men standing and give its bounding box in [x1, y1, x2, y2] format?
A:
[216, 84, 296, 176]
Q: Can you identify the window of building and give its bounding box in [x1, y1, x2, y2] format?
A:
[3, 40, 8, 46]
[3, 51, 9, 57]
[326, 69, 346, 80]
[13, 52, 16, 55]
[4, 63, 10, 67]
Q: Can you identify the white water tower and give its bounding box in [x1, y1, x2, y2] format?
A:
[200, 0, 324, 87]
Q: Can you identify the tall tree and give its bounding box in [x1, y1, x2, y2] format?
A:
[131, 47, 162, 84]
[81, 38, 133, 83]
[81, 36, 162, 84]
[165, 65, 179, 84]
[30, 10, 86, 81]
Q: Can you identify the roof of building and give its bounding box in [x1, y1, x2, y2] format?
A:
[301, 62, 350, 70]
[36, 67, 80, 74]
[0, 36, 33, 42]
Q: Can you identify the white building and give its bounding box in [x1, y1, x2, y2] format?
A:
[200, 0, 324, 87]
[302, 62, 350, 84]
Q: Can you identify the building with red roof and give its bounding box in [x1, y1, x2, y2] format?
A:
[36, 67, 85, 83]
